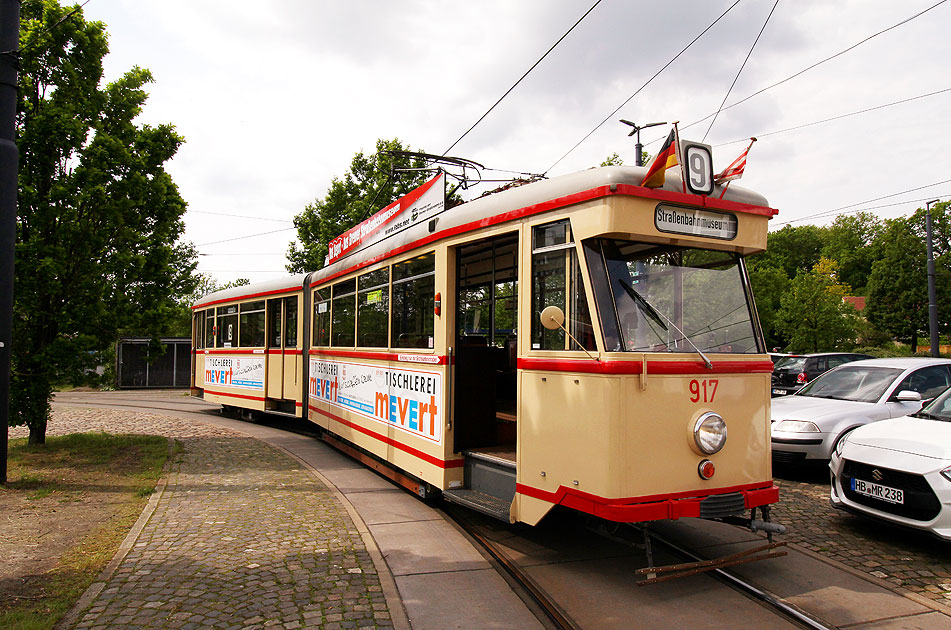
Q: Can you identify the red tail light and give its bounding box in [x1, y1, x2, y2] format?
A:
[796, 372, 808, 384]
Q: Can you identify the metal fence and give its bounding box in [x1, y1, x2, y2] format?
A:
[116, 338, 190, 389]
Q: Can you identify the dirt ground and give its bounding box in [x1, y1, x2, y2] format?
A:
[0, 432, 161, 609]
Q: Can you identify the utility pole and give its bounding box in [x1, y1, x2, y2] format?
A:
[619, 120, 665, 166]
[0, 0, 19, 485]
[926, 199, 942, 358]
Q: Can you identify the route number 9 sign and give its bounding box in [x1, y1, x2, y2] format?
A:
[681, 141, 714, 196]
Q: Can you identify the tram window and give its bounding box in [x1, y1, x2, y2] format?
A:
[533, 221, 569, 249]
[239, 300, 266, 347]
[392, 253, 435, 348]
[284, 296, 299, 348]
[457, 237, 518, 346]
[217, 304, 238, 348]
[194, 312, 203, 350]
[531, 221, 594, 351]
[357, 268, 389, 347]
[331, 280, 356, 347]
[267, 299, 282, 348]
[586, 239, 760, 354]
[313, 288, 330, 347]
[204, 309, 216, 348]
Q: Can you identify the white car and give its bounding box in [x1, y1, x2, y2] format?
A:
[771, 358, 951, 463]
[830, 387, 951, 541]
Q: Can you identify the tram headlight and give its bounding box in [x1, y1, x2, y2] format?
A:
[694, 412, 727, 455]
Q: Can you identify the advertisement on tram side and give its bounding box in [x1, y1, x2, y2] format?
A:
[205, 356, 265, 390]
[309, 359, 442, 443]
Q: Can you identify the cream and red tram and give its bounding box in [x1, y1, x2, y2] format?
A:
[191, 160, 780, 532]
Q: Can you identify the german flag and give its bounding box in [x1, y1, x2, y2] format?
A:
[641, 129, 678, 188]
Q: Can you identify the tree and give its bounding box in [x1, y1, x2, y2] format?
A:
[287, 139, 431, 273]
[12, 1, 195, 444]
[776, 260, 859, 353]
[866, 208, 951, 351]
[747, 224, 827, 279]
[820, 212, 884, 295]
[747, 265, 789, 350]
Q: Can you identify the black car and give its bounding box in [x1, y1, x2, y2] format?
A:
[770, 352, 874, 397]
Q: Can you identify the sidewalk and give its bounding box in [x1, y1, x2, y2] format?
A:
[28, 399, 542, 630]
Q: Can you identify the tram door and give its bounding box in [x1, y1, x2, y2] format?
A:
[266, 299, 285, 400]
[453, 233, 519, 455]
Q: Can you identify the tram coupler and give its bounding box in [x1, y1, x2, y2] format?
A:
[719, 506, 786, 542]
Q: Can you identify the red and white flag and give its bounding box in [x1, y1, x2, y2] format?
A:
[714, 137, 756, 183]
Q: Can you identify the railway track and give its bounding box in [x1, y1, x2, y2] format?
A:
[444, 503, 834, 630]
[219, 408, 829, 629]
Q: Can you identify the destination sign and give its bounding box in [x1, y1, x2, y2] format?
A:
[654, 204, 737, 240]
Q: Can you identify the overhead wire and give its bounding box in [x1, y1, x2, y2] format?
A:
[653, 0, 948, 145]
[701, 0, 779, 142]
[196, 226, 296, 248]
[11, 0, 95, 56]
[442, 0, 604, 156]
[772, 181, 951, 228]
[189, 210, 294, 223]
[544, 0, 743, 175]
[712, 86, 951, 147]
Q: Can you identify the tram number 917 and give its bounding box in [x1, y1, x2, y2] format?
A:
[689, 379, 718, 403]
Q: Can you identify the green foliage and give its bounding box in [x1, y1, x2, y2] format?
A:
[600, 153, 623, 166]
[748, 224, 826, 279]
[11, 1, 195, 442]
[776, 267, 859, 353]
[865, 206, 951, 350]
[286, 138, 431, 273]
[820, 212, 883, 294]
[747, 265, 789, 350]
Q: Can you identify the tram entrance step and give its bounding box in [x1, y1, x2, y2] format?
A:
[442, 488, 511, 521]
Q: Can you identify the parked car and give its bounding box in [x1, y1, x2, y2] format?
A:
[771, 352, 874, 396]
[768, 352, 791, 365]
[770, 357, 951, 463]
[830, 386, 951, 541]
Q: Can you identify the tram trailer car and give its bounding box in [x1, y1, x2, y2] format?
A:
[191, 163, 780, 531]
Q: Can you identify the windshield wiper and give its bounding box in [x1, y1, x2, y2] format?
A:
[616, 279, 713, 369]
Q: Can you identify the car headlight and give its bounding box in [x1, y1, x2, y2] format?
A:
[774, 420, 821, 433]
[694, 412, 727, 455]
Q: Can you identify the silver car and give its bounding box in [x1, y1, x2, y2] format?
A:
[770, 357, 951, 463]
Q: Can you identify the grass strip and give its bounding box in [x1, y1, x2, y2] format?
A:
[0, 432, 169, 630]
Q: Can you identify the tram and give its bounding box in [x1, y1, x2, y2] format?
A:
[191, 150, 781, 540]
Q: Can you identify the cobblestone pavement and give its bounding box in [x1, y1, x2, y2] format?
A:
[771, 463, 951, 608]
[13, 406, 392, 630]
[13, 397, 951, 623]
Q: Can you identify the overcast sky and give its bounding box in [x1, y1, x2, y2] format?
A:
[81, 0, 951, 285]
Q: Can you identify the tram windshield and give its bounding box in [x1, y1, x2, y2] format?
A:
[584, 239, 761, 354]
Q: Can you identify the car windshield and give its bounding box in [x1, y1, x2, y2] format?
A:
[796, 366, 903, 402]
[774, 356, 805, 371]
[915, 386, 951, 421]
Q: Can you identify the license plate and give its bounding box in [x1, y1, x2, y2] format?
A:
[851, 478, 904, 504]
[772, 388, 785, 395]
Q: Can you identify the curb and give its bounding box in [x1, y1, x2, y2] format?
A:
[270, 442, 413, 630]
[55, 437, 179, 630]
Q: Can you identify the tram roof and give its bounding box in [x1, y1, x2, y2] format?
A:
[192, 166, 773, 308]
[310, 165, 771, 285]
[193, 273, 308, 309]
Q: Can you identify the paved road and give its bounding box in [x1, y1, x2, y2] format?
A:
[19, 389, 951, 627]
[771, 463, 951, 607]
